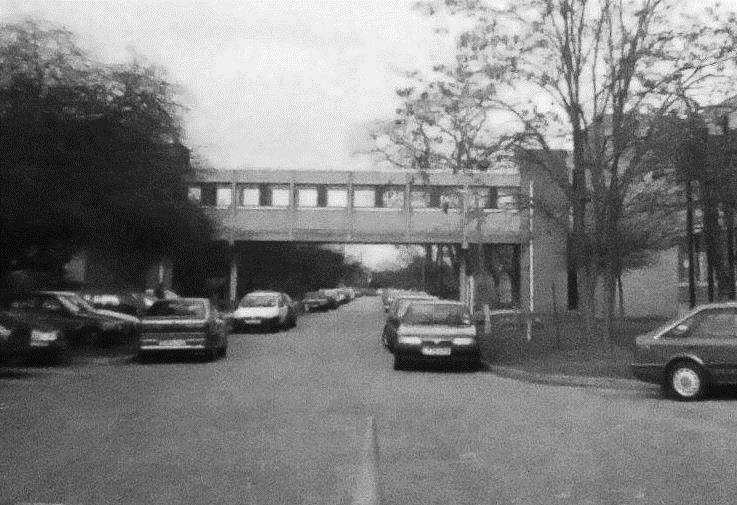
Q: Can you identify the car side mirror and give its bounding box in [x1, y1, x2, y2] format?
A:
[667, 324, 691, 338]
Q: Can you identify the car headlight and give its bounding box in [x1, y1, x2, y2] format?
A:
[0, 324, 11, 340]
[397, 336, 422, 345]
[452, 337, 475, 346]
[31, 329, 59, 344]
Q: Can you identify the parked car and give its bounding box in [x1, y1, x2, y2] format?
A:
[144, 288, 179, 300]
[390, 300, 479, 370]
[318, 289, 345, 309]
[4, 291, 134, 348]
[82, 292, 148, 318]
[632, 303, 737, 400]
[138, 298, 228, 360]
[231, 291, 298, 331]
[0, 311, 33, 363]
[50, 291, 140, 325]
[302, 291, 334, 312]
[381, 293, 437, 351]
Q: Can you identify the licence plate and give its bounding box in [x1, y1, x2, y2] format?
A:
[421, 347, 451, 356]
[161, 339, 186, 347]
[244, 320, 262, 325]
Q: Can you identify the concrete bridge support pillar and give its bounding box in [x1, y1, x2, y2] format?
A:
[228, 246, 238, 310]
[459, 254, 470, 308]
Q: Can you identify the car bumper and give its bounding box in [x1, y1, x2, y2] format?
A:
[138, 336, 210, 351]
[303, 302, 329, 311]
[630, 364, 663, 384]
[394, 344, 480, 363]
[231, 316, 280, 330]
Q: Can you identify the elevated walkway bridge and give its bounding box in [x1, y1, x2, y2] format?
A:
[187, 168, 528, 245]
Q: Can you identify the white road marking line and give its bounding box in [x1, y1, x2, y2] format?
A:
[351, 416, 381, 505]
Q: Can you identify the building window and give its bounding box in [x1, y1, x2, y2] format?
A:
[216, 186, 233, 208]
[297, 186, 318, 207]
[468, 187, 494, 209]
[187, 186, 201, 204]
[410, 189, 431, 209]
[327, 187, 348, 207]
[496, 187, 520, 210]
[439, 187, 461, 210]
[270, 186, 291, 207]
[353, 188, 375, 208]
[382, 186, 405, 209]
[240, 186, 260, 207]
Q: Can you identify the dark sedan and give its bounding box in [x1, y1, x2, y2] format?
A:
[632, 303, 737, 400]
[5, 291, 132, 350]
[138, 298, 228, 361]
[391, 300, 479, 370]
[302, 291, 334, 312]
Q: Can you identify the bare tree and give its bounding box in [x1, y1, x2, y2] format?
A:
[418, 0, 737, 336]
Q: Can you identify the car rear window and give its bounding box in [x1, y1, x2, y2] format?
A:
[240, 295, 278, 307]
[401, 303, 471, 325]
[147, 300, 206, 318]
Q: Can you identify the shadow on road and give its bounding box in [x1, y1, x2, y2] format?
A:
[0, 367, 37, 380]
[704, 385, 737, 401]
[398, 362, 485, 374]
[134, 352, 219, 365]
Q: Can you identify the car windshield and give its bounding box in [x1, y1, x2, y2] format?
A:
[240, 295, 278, 307]
[146, 300, 206, 318]
[401, 303, 470, 325]
[304, 292, 323, 298]
[58, 293, 96, 313]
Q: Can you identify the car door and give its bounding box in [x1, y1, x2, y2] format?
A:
[681, 308, 737, 383]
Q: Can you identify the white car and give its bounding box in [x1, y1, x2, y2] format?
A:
[231, 291, 298, 332]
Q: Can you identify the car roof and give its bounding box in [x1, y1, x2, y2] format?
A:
[153, 297, 208, 304]
[37, 290, 76, 296]
[244, 291, 280, 296]
[407, 299, 464, 306]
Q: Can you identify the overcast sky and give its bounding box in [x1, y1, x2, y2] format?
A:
[1, 0, 443, 171]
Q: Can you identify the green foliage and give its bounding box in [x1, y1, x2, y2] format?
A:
[0, 20, 211, 275]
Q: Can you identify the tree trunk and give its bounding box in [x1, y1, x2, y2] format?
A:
[725, 204, 736, 300]
[703, 201, 720, 302]
[686, 179, 697, 308]
[617, 273, 625, 319]
[583, 263, 597, 338]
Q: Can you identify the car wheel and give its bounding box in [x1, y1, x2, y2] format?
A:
[220, 345, 228, 358]
[206, 348, 218, 362]
[667, 361, 707, 401]
[393, 354, 410, 371]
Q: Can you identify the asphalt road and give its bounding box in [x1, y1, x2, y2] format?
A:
[3, 296, 737, 504]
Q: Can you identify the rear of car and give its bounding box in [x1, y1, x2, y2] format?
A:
[138, 298, 227, 360]
[392, 301, 479, 370]
[231, 291, 296, 331]
[302, 291, 331, 312]
[0, 310, 69, 364]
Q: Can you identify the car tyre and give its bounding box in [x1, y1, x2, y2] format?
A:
[666, 361, 707, 401]
[393, 354, 410, 371]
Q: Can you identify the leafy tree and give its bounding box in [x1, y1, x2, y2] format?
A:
[0, 20, 211, 281]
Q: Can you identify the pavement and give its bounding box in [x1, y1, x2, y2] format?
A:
[3, 296, 737, 504]
[482, 361, 659, 391]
